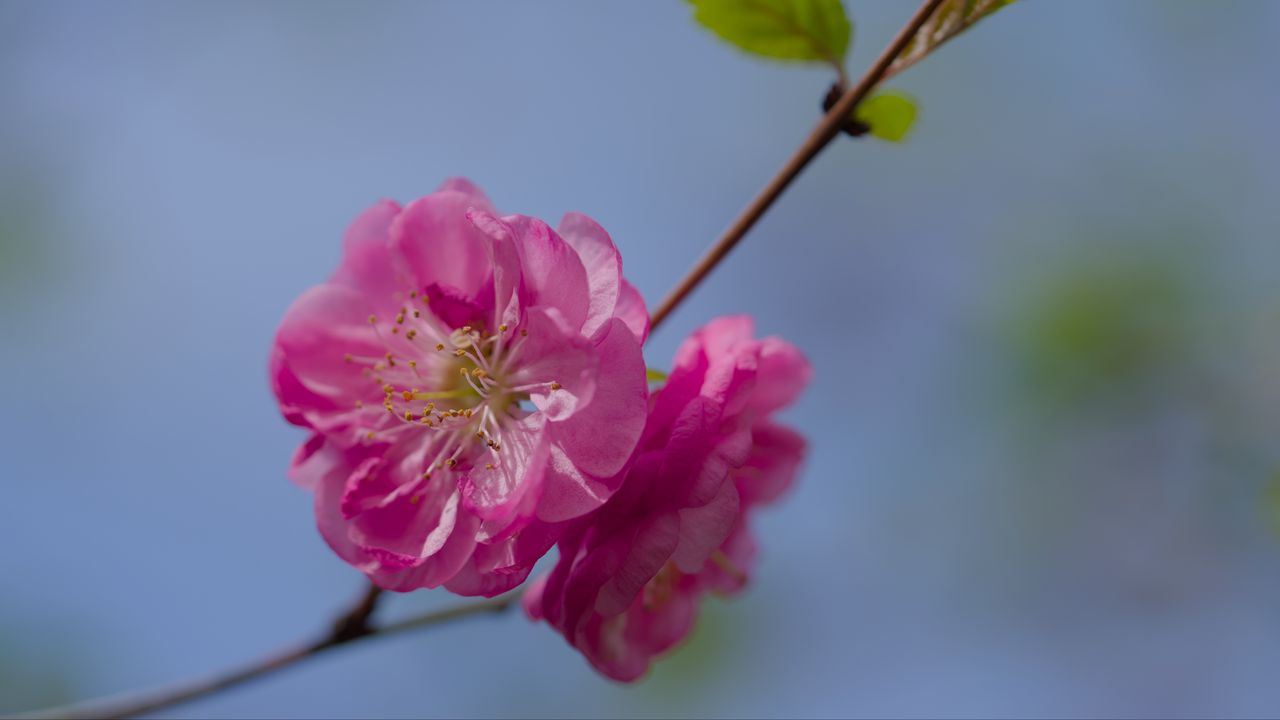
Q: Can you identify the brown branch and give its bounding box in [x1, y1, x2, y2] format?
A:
[648, 0, 948, 333]
[9, 593, 517, 720]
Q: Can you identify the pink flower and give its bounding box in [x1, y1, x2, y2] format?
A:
[524, 316, 810, 680]
[271, 179, 650, 594]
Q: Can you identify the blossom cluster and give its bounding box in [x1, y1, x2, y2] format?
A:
[271, 180, 810, 679]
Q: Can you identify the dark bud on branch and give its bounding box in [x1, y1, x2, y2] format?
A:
[823, 83, 871, 137]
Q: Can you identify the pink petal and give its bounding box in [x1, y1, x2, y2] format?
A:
[329, 199, 405, 304]
[747, 337, 813, 418]
[671, 481, 739, 573]
[548, 317, 648, 478]
[613, 279, 650, 344]
[535, 445, 615, 523]
[273, 283, 384, 419]
[737, 422, 807, 508]
[436, 177, 496, 211]
[556, 212, 622, 338]
[461, 414, 549, 523]
[503, 214, 591, 332]
[507, 307, 597, 422]
[390, 191, 493, 303]
[593, 513, 681, 617]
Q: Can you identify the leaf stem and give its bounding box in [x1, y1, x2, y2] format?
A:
[648, 0, 947, 333]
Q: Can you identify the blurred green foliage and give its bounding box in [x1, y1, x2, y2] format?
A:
[634, 598, 740, 707]
[0, 629, 78, 715]
[1007, 256, 1194, 411]
[855, 91, 918, 142]
[688, 0, 851, 66]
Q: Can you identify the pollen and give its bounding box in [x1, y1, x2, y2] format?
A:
[436, 343, 445, 351]
[549, 382, 562, 390]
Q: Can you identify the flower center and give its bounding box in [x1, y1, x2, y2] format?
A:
[341, 290, 559, 480]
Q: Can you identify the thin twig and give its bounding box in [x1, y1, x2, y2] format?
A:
[9, 594, 517, 720]
[648, 0, 947, 332]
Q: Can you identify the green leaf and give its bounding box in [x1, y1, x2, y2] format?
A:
[892, 0, 1017, 74]
[688, 0, 852, 67]
[855, 91, 917, 142]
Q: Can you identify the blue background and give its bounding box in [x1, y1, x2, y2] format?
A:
[3, 1, 1280, 717]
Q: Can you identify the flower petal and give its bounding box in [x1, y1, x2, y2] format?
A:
[557, 212, 622, 338]
[548, 317, 648, 478]
[390, 191, 493, 303]
[613, 279, 650, 344]
[671, 481, 739, 573]
[461, 414, 549, 523]
[272, 284, 389, 441]
[329, 199, 405, 304]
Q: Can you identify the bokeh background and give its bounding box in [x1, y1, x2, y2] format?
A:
[4, 1, 1280, 717]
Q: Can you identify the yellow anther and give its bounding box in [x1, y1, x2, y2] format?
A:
[472, 368, 486, 378]
[520, 328, 529, 337]
[401, 390, 413, 401]
[408, 360, 417, 369]
[462, 325, 472, 333]
[413, 310, 421, 318]
[403, 410, 414, 421]
[425, 403, 435, 411]
[464, 409, 473, 418]
[549, 382, 562, 391]
[446, 458, 457, 469]
[406, 329, 417, 340]
[422, 417, 434, 427]
[485, 463, 494, 470]
[367, 315, 377, 324]
[454, 349, 467, 357]
[435, 343, 445, 351]
[498, 324, 509, 332]
[395, 313, 405, 324]
[382, 384, 394, 394]
[343, 353, 353, 363]
[365, 431, 375, 440]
